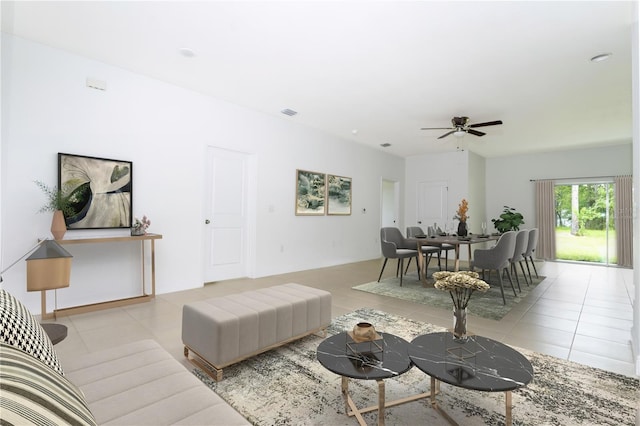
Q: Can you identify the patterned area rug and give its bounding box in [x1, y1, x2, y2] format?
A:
[352, 269, 545, 320]
[193, 308, 638, 426]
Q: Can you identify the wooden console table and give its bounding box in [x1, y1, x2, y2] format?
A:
[53, 233, 162, 317]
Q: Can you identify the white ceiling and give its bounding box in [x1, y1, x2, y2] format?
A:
[1, 1, 634, 158]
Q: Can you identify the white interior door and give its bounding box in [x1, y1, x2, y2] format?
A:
[204, 147, 249, 282]
[381, 179, 399, 227]
[417, 181, 448, 230]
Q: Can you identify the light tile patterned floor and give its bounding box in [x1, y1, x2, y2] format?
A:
[52, 259, 637, 378]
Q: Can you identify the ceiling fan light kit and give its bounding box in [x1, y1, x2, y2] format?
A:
[421, 116, 503, 140]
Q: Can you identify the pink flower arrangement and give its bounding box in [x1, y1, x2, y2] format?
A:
[132, 215, 151, 234]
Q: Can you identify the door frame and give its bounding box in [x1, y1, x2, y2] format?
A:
[380, 178, 400, 229]
[553, 179, 616, 265]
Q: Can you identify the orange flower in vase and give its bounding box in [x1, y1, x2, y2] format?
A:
[454, 199, 469, 236]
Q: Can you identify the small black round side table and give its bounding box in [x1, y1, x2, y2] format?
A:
[317, 331, 424, 426]
[409, 332, 533, 426]
[41, 323, 68, 345]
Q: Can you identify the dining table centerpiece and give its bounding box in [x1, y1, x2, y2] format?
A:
[433, 271, 490, 341]
[453, 198, 469, 237]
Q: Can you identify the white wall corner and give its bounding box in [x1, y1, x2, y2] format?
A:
[632, 1, 640, 378]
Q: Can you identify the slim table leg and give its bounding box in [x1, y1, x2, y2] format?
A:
[505, 391, 512, 426]
[341, 376, 350, 414]
[430, 377, 437, 406]
[341, 376, 368, 426]
[377, 379, 385, 426]
[417, 244, 429, 285]
[141, 241, 146, 295]
[430, 378, 458, 425]
[151, 239, 156, 297]
[454, 245, 461, 271]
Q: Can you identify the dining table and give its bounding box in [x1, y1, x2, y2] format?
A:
[408, 234, 499, 280]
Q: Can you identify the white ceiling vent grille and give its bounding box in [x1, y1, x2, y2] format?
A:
[281, 108, 298, 116]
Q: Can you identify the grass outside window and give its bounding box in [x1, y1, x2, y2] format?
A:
[555, 227, 617, 263]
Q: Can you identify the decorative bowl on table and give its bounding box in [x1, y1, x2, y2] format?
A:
[348, 322, 381, 342]
[457, 236, 472, 241]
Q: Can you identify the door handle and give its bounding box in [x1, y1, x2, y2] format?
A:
[205, 219, 211, 224]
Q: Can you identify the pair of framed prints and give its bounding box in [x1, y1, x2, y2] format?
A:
[295, 169, 352, 216]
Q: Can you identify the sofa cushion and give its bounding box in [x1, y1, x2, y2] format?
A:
[0, 342, 97, 425]
[63, 339, 249, 425]
[0, 289, 64, 375]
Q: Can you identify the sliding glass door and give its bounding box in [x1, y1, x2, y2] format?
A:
[554, 181, 616, 264]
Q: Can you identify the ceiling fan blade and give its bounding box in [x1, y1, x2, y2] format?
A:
[421, 127, 453, 130]
[467, 129, 486, 137]
[437, 130, 457, 139]
[469, 120, 503, 128]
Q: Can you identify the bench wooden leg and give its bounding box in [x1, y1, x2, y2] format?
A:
[184, 345, 224, 381]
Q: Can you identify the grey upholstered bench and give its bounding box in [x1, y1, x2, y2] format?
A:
[182, 283, 332, 380]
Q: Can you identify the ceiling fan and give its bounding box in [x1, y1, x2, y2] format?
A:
[421, 116, 503, 139]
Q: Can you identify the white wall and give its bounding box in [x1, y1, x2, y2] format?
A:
[485, 143, 632, 232]
[467, 150, 487, 234]
[0, 35, 405, 313]
[405, 150, 469, 230]
[405, 150, 481, 260]
[405, 149, 488, 235]
[631, 0, 639, 377]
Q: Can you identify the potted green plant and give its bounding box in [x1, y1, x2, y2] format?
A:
[491, 206, 525, 233]
[35, 180, 75, 240]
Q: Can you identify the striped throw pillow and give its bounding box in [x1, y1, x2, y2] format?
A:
[0, 342, 97, 425]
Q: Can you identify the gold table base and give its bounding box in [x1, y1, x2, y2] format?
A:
[340, 376, 435, 426]
[339, 376, 516, 426]
[429, 377, 515, 426]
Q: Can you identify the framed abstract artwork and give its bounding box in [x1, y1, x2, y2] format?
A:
[295, 169, 326, 215]
[58, 153, 132, 229]
[327, 174, 352, 215]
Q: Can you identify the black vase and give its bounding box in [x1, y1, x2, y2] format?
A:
[457, 221, 468, 237]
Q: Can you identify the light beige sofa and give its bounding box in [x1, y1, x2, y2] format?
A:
[64, 339, 249, 425]
[0, 289, 249, 425]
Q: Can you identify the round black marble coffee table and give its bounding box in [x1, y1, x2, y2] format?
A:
[317, 331, 421, 426]
[409, 332, 533, 426]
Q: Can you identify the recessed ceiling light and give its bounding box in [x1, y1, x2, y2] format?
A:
[590, 53, 612, 62]
[281, 108, 297, 116]
[178, 47, 196, 58]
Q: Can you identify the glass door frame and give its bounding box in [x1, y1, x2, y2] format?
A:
[553, 178, 616, 265]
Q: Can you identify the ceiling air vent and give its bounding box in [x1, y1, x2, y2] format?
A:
[281, 108, 298, 116]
